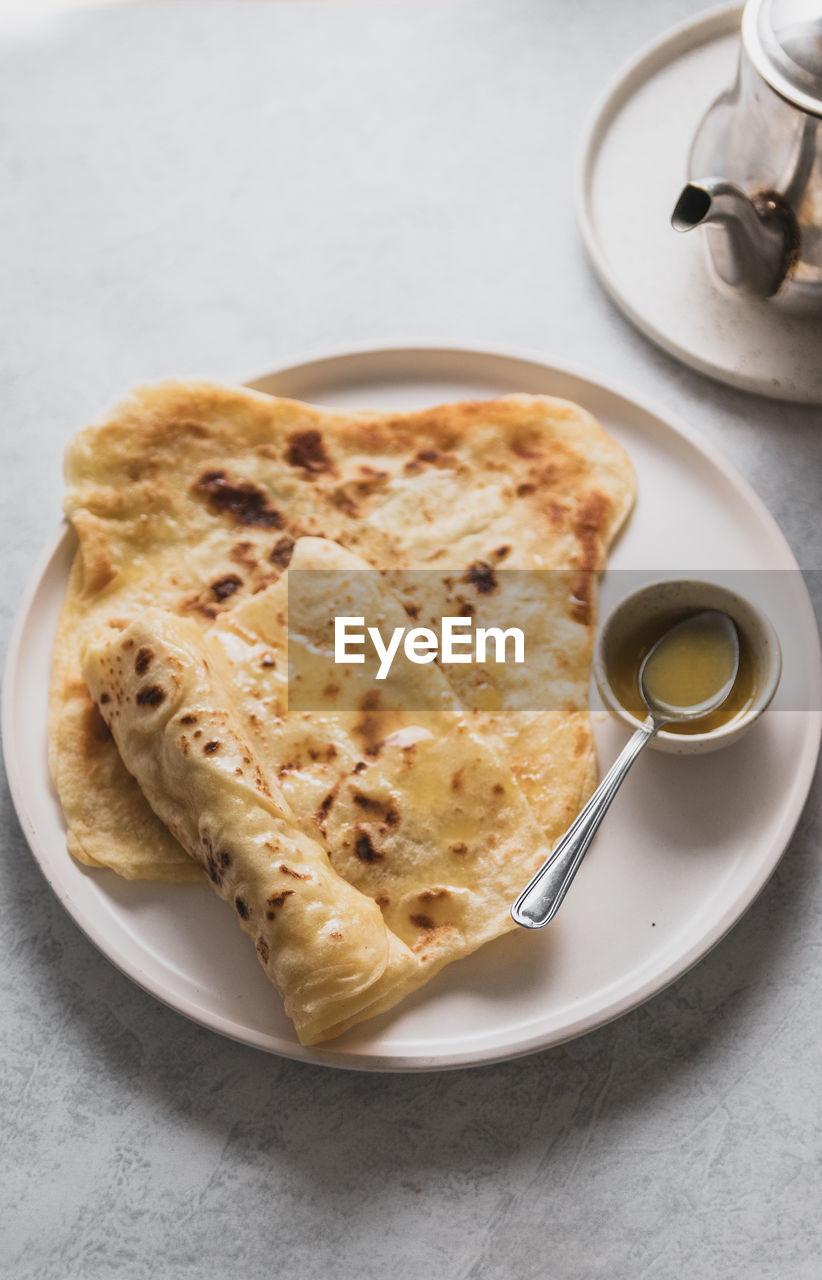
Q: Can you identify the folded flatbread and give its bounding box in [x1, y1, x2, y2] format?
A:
[50, 381, 635, 879]
[82, 588, 564, 1043]
[50, 381, 636, 1041]
[82, 610, 418, 1044]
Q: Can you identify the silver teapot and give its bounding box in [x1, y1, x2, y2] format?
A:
[672, 0, 822, 307]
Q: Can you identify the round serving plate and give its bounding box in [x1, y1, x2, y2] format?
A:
[4, 343, 820, 1071]
[579, 4, 822, 403]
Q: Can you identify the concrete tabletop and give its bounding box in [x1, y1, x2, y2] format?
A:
[1, 2, 820, 1277]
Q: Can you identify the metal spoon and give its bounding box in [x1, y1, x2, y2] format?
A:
[511, 610, 740, 930]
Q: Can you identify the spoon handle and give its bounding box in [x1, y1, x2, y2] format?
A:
[511, 721, 657, 929]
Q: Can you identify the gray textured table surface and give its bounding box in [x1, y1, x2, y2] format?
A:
[1, 2, 821, 1277]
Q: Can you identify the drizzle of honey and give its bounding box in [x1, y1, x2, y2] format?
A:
[607, 610, 758, 735]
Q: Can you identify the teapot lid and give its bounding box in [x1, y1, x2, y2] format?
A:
[745, 0, 822, 115]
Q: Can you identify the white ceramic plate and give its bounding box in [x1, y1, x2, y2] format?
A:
[4, 343, 820, 1072]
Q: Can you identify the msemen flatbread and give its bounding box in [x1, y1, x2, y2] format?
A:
[49, 380, 636, 1041]
[50, 380, 635, 882]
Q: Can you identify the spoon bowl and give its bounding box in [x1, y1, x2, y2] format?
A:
[639, 608, 740, 724]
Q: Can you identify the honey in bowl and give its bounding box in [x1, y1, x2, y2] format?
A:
[607, 609, 757, 735]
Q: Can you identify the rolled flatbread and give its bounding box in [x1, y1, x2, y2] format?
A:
[82, 609, 418, 1045]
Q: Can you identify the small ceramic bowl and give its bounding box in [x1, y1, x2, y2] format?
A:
[593, 579, 782, 755]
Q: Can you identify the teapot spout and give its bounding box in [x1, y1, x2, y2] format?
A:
[672, 180, 798, 298]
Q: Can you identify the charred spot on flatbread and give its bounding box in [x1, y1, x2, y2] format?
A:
[132, 648, 152, 678]
[193, 469, 285, 528]
[354, 831, 383, 863]
[351, 792, 400, 827]
[135, 684, 165, 707]
[286, 429, 333, 474]
[265, 890, 294, 919]
[269, 536, 295, 569]
[463, 561, 498, 595]
[210, 574, 243, 601]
